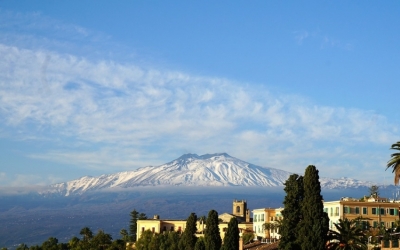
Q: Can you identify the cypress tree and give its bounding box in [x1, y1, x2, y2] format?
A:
[179, 212, 198, 250]
[279, 174, 303, 250]
[297, 165, 329, 250]
[222, 217, 239, 250]
[204, 209, 222, 250]
[129, 210, 147, 242]
[194, 237, 206, 250]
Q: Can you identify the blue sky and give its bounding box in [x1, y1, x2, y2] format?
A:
[0, 1, 399, 188]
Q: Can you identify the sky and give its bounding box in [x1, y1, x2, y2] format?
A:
[0, 1, 399, 188]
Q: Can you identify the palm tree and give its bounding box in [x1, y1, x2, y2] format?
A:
[386, 141, 400, 185]
[327, 218, 367, 250]
[263, 219, 282, 240]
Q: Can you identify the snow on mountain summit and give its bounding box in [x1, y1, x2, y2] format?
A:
[47, 153, 375, 196]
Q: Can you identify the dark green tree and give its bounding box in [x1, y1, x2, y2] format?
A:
[204, 209, 221, 250]
[119, 228, 129, 242]
[297, 165, 329, 250]
[41, 237, 58, 250]
[327, 218, 367, 250]
[194, 237, 206, 250]
[222, 217, 239, 250]
[159, 231, 180, 250]
[241, 231, 254, 245]
[279, 174, 303, 250]
[16, 244, 28, 250]
[107, 239, 125, 250]
[136, 230, 154, 250]
[369, 185, 379, 197]
[68, 236, 80, 249]
[179, 212, 198, 250]
[91, 229, 112, 250]
[386, 141, 400, 185]
[129, 209, 147, 242]
[79, 227, 93, 242]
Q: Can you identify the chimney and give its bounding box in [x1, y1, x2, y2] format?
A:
[153, 215, 160, 219]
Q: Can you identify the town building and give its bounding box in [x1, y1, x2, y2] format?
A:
[324, 196, 400, 230]
[136, 199, 253, 241]
[252, 207, 283, 241]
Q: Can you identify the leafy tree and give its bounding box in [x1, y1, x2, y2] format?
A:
[241, 231, 254, 245]
[28, 245, 41, 250]
[297, 165, 329, 250]
[106, 239, 125, 250]
[68, 236, 80, 249]
[369, 185, 379, 197]
[41, 237, 58, 250]
[386, 141, 400, 185]
[136, 230, 154, 250]
[327, 218, 367, 250]
[279, 174, 303, 250]
[16, 244, 28, 250]
[92, 229, 112, 250]
[194, 237, 206, 250]
[159, 231, 180, 250]
[222, 217, 239, 250]
[204, 209, 221, 250]
[179, 212, 197, 250]
[79, 227, 93, 242]
[119, 228, 129, 242]
[129, 209, 147, 242]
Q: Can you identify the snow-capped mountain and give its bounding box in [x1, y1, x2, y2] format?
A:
[46, 153, 376, 196]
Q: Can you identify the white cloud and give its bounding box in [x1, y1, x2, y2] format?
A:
[0, 10, 397, 184]
[1, 42, 396, 183]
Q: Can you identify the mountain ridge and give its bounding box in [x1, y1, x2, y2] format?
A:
[44, 153, 377, 196]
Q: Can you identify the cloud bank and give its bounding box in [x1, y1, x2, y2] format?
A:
[0, 10, 398, 186]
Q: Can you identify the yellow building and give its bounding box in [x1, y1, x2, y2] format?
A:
[136, 199, 254, 241]
[252, 207, 283, 241]
[136, 215, 188, 240]
[323, 196, 400, 230]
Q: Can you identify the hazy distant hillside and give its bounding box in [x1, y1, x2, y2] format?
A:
[43, 153, 377, 196]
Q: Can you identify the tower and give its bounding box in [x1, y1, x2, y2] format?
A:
[232, 199, 247, 218]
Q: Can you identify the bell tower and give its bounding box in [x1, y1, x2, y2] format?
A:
[232, 199, 247, 218]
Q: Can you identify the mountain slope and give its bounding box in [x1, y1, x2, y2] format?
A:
[46, 153, 375, 196]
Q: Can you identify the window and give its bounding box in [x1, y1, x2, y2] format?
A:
[355, 207, 360, 214]
[362, 207, 368, 215]
[142, 227, 145, 232]
[163, 226, 166, 232]
[361, 221, 369, 230]
[344, 206, 350, 214]
[152, 227, 155, 233]
[330, 208, 333, 216]
[335, 207, 339, 216]
[254, 214, 258, 222]
[178, 226, 182, 232]
[380, 208, 385, 215]
[223, 227, 227, 232]
[236, 206, 241, 213]
[373, 221, 378, 228]
[261, 214, 264, 221]
[171, 226, 174, 231]
[372, 208, 377, 215]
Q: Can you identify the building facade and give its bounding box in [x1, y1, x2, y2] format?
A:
[323, 196, 400, 231]
[252, 207, 283, 241]
[137, 199, 254, 241]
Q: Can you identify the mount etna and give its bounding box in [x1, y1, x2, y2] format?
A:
[0, 153, 394, 249]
